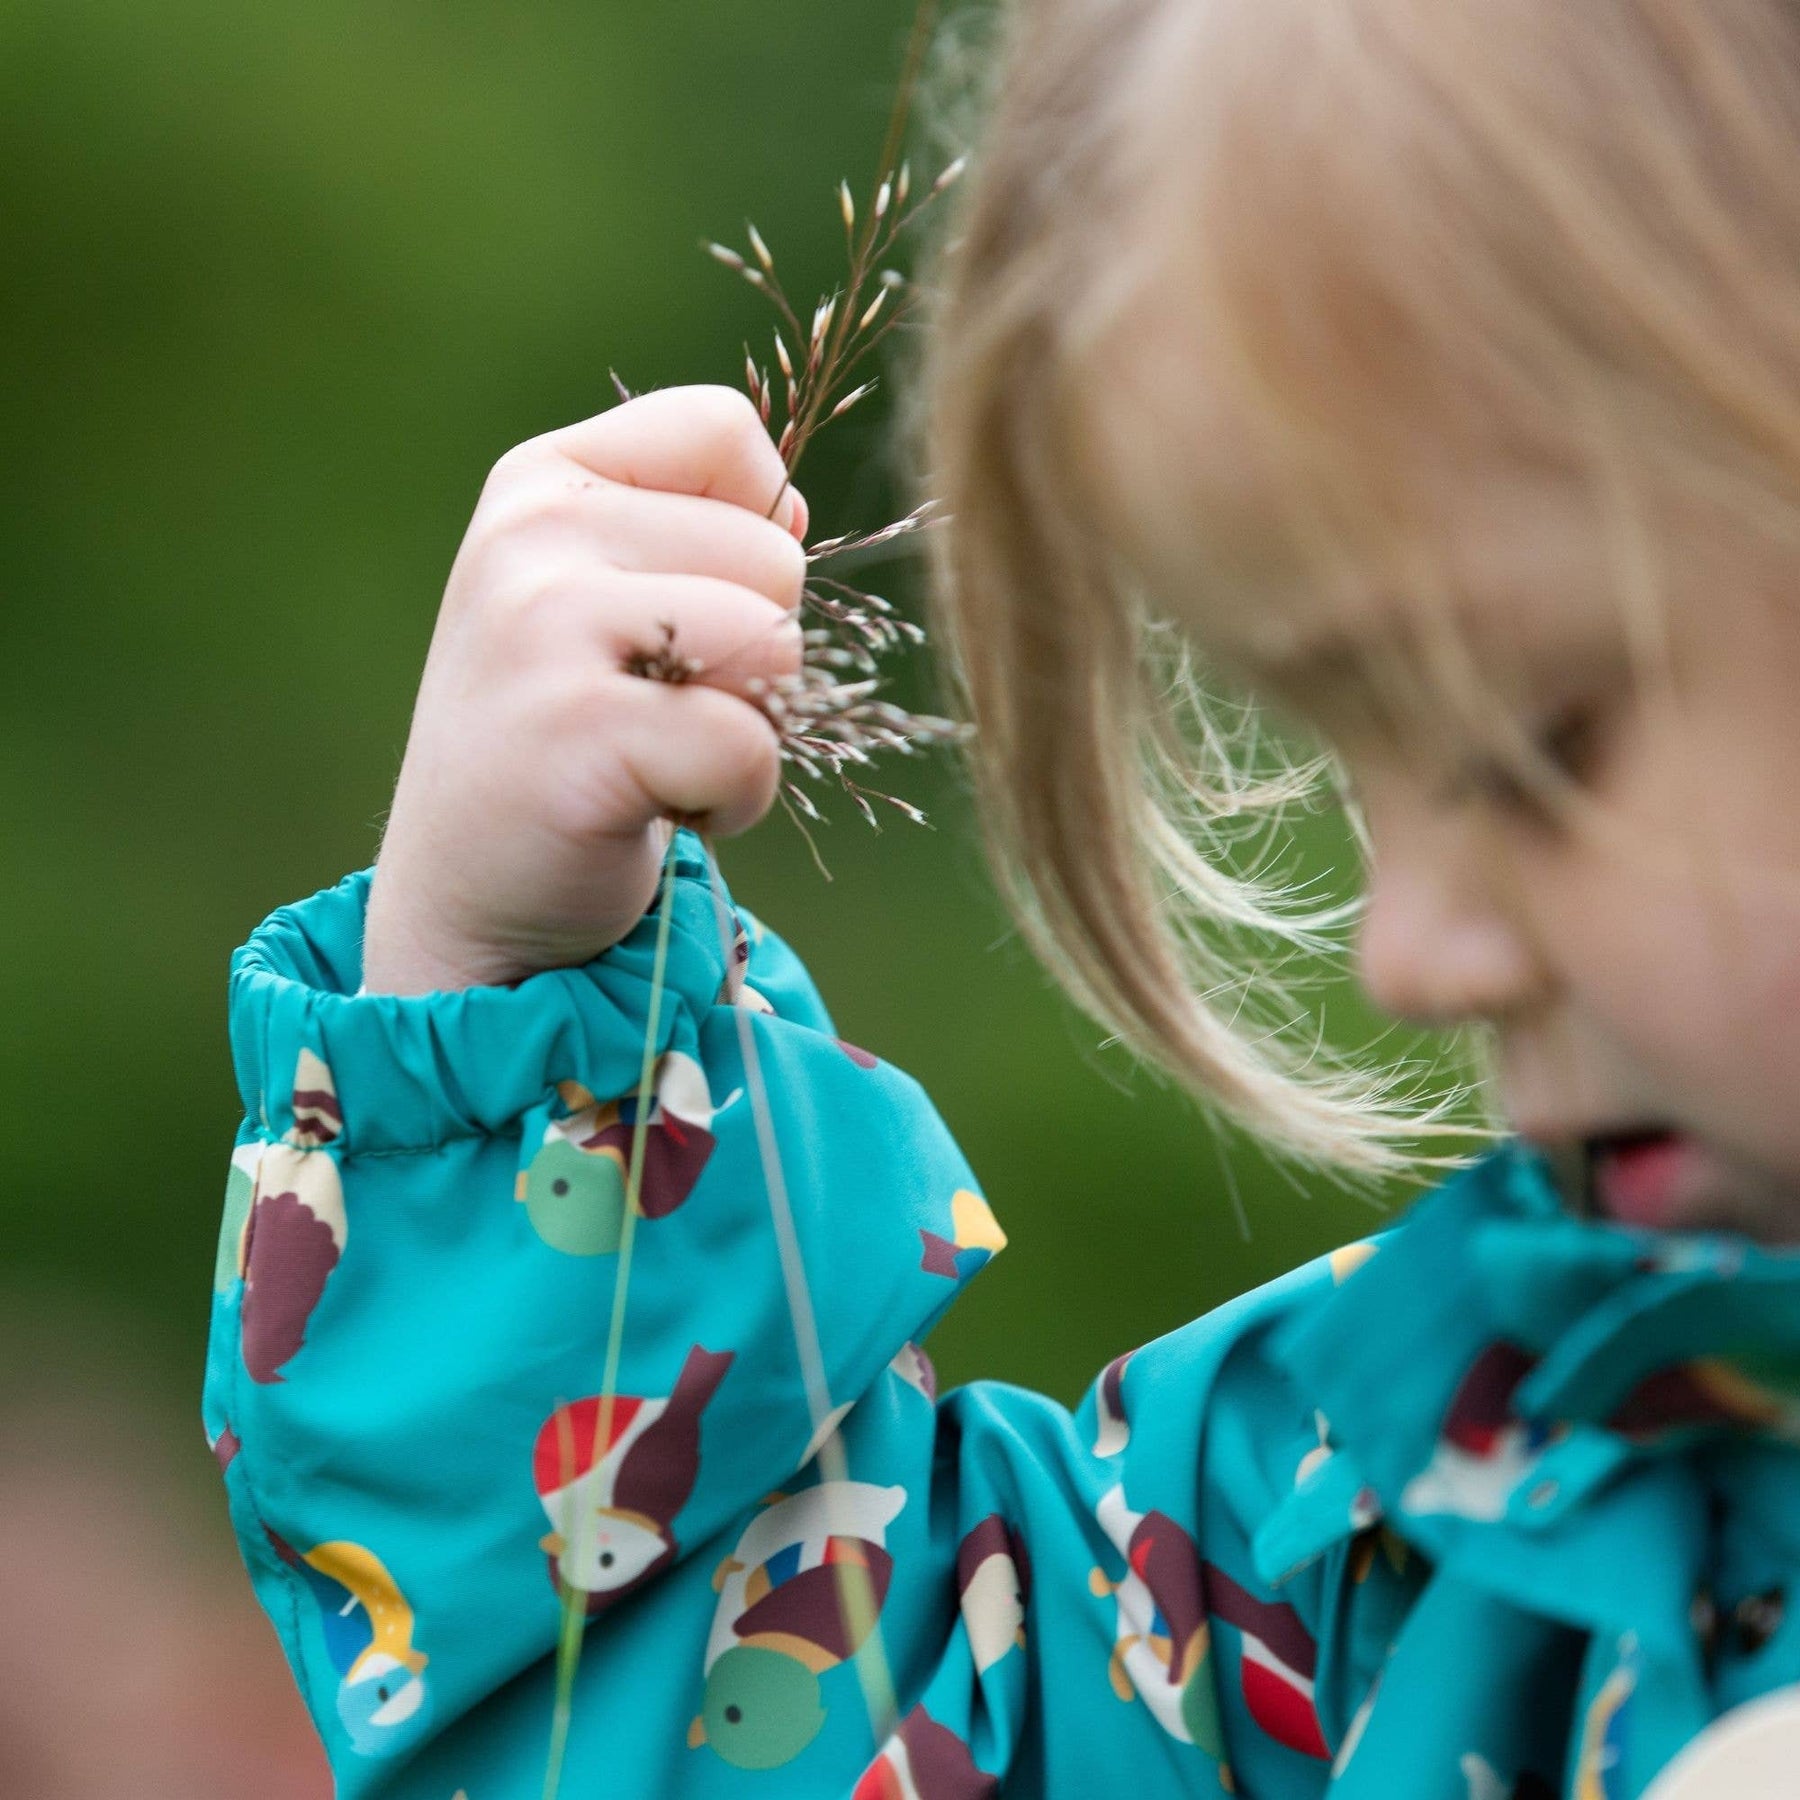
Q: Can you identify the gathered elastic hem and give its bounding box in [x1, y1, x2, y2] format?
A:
[228, 846, 732, 1154]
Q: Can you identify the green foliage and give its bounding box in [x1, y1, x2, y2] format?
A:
[0, 0, 1434, 1411]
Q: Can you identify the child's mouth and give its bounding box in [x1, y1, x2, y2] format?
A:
[1586, 1129, 1701, 1230]
[1567, 1131, 1800, 1243]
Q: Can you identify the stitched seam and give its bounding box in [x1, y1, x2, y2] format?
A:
[340, 1129, 510, 1160]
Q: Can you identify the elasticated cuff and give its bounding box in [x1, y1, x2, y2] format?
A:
[228, 839, 732, 1155]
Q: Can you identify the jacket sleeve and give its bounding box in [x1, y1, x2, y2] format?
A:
[202, 837, 1411, 1798]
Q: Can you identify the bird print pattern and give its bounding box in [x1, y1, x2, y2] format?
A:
[516, 1056, 727, 1256]
[855, 1706, 999, 1800]
[268, 1530, 430, 1758]
[208, 860, 1800, 1796]
[234, 1048, 346, 1383]
[534, 1344, 734, 1611]
[690, 1478, 906, 1771]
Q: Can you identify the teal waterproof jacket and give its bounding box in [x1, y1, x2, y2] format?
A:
[204, 842, 1800, 1798]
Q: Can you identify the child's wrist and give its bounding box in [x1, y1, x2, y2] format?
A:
[362, 876, 558, 996]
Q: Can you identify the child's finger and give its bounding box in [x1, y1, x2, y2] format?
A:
[546, 387, 802, 533]
[568, 481, 807, 611]
[597, 571, 804, 701]
[603, 678, 783, 840]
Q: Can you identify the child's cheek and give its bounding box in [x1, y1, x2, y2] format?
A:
[1736, 924, 1800, 1168]
[1598, 869, 1800, 1175]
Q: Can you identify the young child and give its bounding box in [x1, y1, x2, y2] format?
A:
[206, 1, 1800, 1795]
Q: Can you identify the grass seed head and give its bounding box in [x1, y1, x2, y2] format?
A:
[829, 380, 878, 420]
[623, 621, 703, 686]
[697, 115, 974, 848]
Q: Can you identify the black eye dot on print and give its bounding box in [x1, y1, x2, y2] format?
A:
[553, 1178, 570, 1196]
[725, 1706, 742, 1725]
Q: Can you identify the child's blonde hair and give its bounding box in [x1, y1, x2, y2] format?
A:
[923, 0, 1800, 1169]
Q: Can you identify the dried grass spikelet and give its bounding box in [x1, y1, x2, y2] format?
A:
[621, 621, 703, 687]
[663, 15, 973, 871]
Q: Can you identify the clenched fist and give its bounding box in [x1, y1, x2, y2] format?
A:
[361, 386, 809, 995]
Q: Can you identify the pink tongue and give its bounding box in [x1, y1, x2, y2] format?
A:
[1594, 1134, 1692, 1228]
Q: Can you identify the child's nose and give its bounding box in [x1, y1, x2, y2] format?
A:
[1355, 858, 1547, 1029]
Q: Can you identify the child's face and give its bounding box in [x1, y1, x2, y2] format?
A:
[1103, 376, 1800, 1239]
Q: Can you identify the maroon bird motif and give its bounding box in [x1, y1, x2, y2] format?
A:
[1401, 1341, 1564, 1522]
[1201, 1560, 1329, 1762]
[855, 1706, 998, 1800]
[516, 1056, 724, 1262]
[890, 1341, 938, 1402]
[715, 910, 775, 1013]
[919, 1190, 1007, 1281]
[690, 1480, 908, 1770]
[1093, 1348, 1137, 1457]
[1091, 1484, 1217, 1747]
[534, 1345, 734, 1613]
[237, 1049, 347, 1384]
[956, 1514, 1031, 1674]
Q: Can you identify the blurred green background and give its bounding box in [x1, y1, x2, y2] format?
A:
[0, 1, 1422, 1786]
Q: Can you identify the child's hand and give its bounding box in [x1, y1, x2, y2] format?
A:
[361, 387, 808, 996]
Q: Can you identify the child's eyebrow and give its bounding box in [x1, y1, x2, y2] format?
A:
[1236, 598, 1630, 750]
[1238, 588, 1579, 691]
[1233, 616, 1411, 692]
[1230, 603, 1558, 731]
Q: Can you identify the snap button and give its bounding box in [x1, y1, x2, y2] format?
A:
[1732, 1588, 1786, 1657]
[1527, 1479, 1560, 1510]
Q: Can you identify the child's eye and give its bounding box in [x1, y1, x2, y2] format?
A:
[1448, 701, 1607, 824]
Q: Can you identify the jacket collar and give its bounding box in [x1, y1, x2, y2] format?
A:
[1256, 1144, 1800, 1606]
